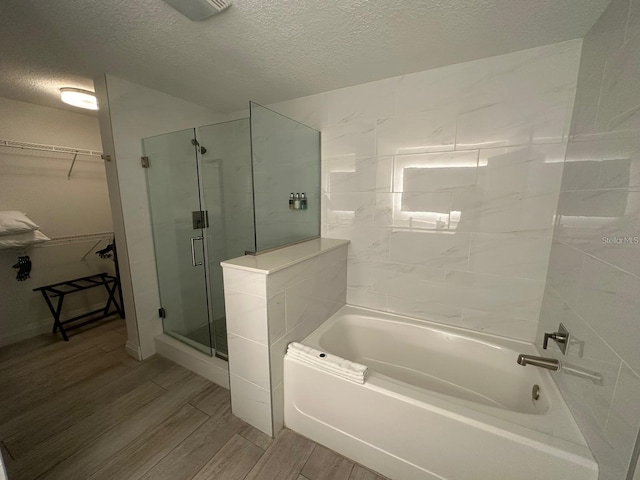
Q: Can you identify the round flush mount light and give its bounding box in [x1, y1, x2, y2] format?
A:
[60, 88, 98, 110]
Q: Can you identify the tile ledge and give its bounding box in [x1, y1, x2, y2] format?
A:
[221, 238, 349, 275]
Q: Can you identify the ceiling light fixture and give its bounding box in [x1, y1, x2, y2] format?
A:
[162, 0, 232, 21]
[60, 88, 98, 110]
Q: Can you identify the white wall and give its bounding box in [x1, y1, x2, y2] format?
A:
[537, 1, 640, 478]
[0, 97, 113, 346]
[263, 39, 582, 342]
[95, 75, 226, 359]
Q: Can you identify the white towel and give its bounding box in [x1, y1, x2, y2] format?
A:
[286, 342, 368, 384]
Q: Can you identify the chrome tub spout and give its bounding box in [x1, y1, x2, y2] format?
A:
[516, 354, 560, 371]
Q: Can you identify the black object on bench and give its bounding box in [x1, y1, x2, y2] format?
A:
[33, 273, 124, 341]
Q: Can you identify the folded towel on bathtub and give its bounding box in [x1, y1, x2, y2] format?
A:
[286, 342, 368, 384]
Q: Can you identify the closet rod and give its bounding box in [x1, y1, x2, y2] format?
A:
[0, 139, 103, 158]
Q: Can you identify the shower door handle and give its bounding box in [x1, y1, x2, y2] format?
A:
[190, 236, 204, 266]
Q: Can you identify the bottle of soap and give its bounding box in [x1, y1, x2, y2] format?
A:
[301, 193, 307, 210]
[289, 193, 295, 210]
[294, 193, 301, 210]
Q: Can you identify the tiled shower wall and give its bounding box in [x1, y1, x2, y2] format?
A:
[268, 39, 582, 342]
[536, 1, 640, 478]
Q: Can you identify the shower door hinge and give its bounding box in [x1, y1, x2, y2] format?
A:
[192, 210, 209, 229]
[158, 307, 166, 318]
[141, 156, 150, 168]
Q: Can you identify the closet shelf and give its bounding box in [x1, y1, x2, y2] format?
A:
[0, 139, 102, 157]
[0, 138, 104, 178]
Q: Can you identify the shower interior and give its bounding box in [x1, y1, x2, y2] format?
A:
[143, 103, 320, 358]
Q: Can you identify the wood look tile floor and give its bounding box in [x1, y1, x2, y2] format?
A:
[0, 319, 388, 480]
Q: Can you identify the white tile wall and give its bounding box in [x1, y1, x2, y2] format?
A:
[268, 39, 582, 342]
[536, 1, 640, 478]
[222, 241, 348, 436]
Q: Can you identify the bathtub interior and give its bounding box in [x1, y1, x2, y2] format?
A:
[317, 313, 550, 414]
[302, 304, 590, 449]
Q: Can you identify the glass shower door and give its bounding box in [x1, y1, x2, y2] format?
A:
[198, 118, 255, 359]
[143, 128, 213, 356]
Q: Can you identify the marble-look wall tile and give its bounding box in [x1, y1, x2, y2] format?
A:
[386, 296, 462, 326]
[222, 268, 267, 298]
[552, 292, 621, 429]
[396, 58, 488, 115]
[267, 245, 347, 295]
[271, 382, 285, 434]
[224, 289, 268, 344]
[627, 0, 640, 43]
[376, 109, 457, 156]
[285, 259, 346, 332]
[268, 92, 328, 131]
[570, 0, 629, 140]
[444, 270, 544, 322]
[267, 292, 286, 344]
[535, 2, 640, 476]
[605, 363, 640, 469]
[374, 192, 452, 230]
[347, 286, 387, 310]
[455, 99, 569, 149]
[323, 156, 393, 193]
[229, 374, 272, 436]
[597, 30, 640, 134]
[328, 78, 396, 125]
[346, 256, 373, 288]
[223, 243, 348, 437]
[484, 40, 582, 107]
[324, 226, 390, 261]
[545, 241, 584, 308]
[538, 285, 631, 479]
[321, 121, 376, 159]
[393, 150, 479, 193]
[452, 188, 559, 235]
[388, 230, 470, 270]
[575, 255, 640, 371]
[455, 40, 582, 149]
[460, 309, 538, 342]
[468, 233, 552, 281]
[227, 334, 270, 390]
[556, 189, 640, 278]
[561, 160, 603, 191]
[371, 261, 445, 300]
[267, 40, 579, 341]
[323, 192, 375, 232]
[477, 144, 567, 194]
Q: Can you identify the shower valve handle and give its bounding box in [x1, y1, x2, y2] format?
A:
[542, 323, 570, 354]
[543, 332, 567, 349]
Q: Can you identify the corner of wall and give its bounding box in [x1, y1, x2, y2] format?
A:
[93, 74, 143, 360]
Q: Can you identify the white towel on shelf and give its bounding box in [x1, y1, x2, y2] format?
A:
[286, 342, 368, 384]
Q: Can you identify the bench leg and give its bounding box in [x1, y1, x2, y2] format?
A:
[41, 291, 69, 341]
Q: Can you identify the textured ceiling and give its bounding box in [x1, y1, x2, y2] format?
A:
[0, 0, 610, 115]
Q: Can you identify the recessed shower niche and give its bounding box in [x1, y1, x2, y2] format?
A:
[142, 102, 320, 358]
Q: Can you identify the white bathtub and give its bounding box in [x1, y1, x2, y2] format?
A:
[284, 305, 597, 480]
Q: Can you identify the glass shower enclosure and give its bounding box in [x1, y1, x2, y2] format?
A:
[143, 104, 320, 358]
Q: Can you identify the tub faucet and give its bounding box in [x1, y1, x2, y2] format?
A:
[516, 354, 560, 371]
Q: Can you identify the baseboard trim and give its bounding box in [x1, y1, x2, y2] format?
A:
[154, 333, 229, 389]
[125, 341, 143, 360]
